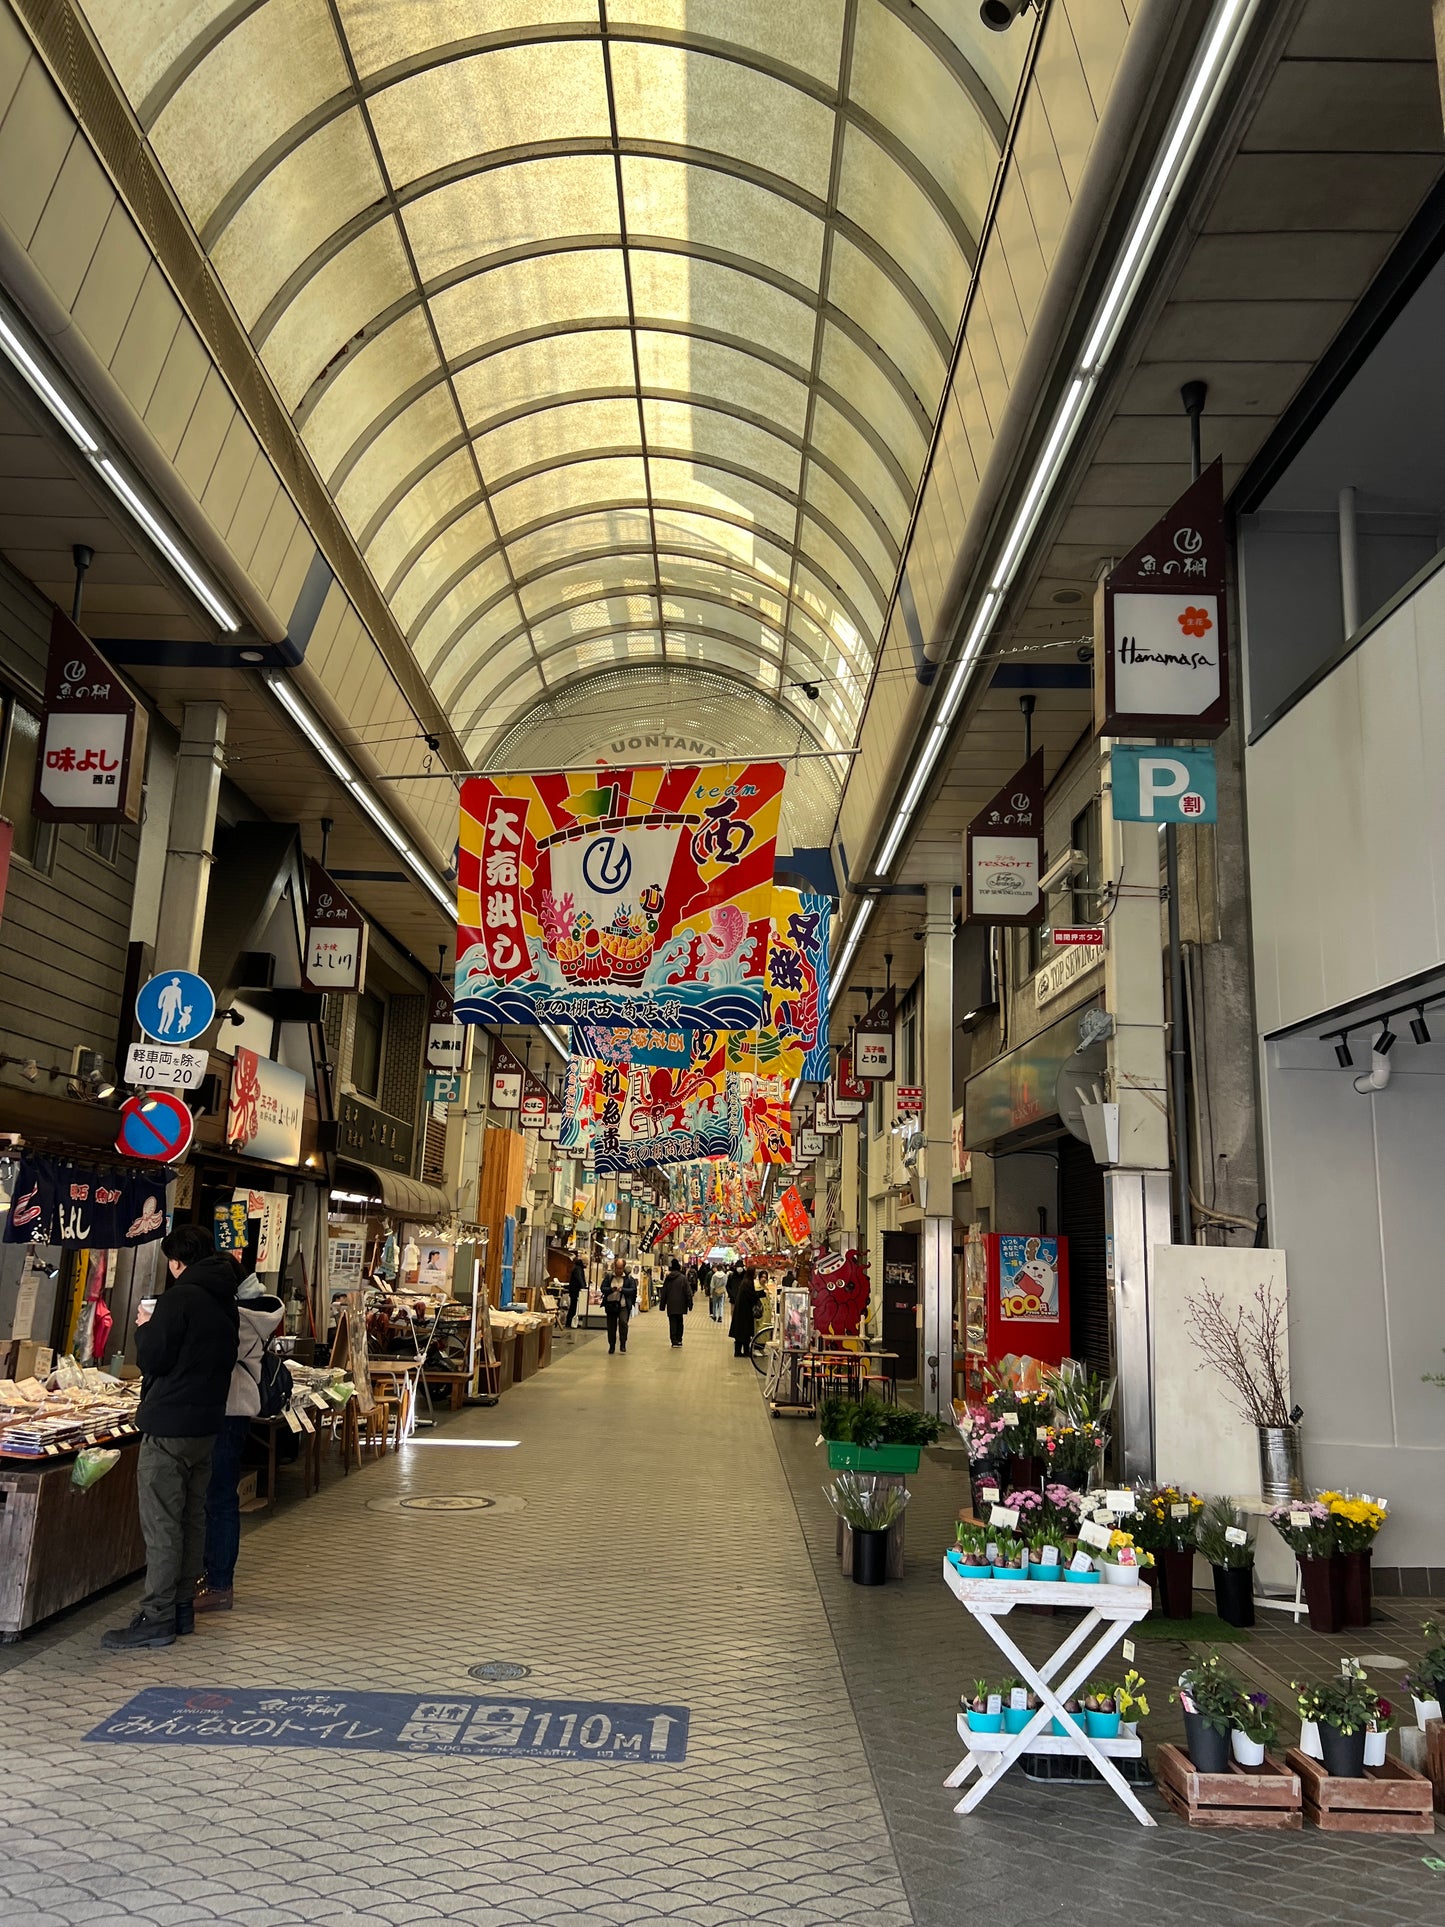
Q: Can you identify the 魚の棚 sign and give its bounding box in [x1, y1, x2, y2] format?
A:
[1109, 745, 1218, 824]
[965, 751, 1044, 927]
[31, 608, 147, 825]
[303, 860, 368, 993]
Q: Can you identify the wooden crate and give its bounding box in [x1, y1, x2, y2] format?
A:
[1155, 1743, 1301, 1829]
[1426, 1719, 1445, 1815]
[1287, 1749, 1435, 1833]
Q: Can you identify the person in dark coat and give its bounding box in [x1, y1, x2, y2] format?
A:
[659, 1259, 690, 1347]
[729, 1268, 764, 1358]
[103, 1223, 239, 1650]
[566, 1254, 586, 1328]
[602, 1259, 632, 1354]
[726, 1263, 743, 1306]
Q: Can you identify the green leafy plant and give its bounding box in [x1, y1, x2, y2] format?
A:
[1404, 1617, 1445, 1701]
[1083, 1682, 1118, 1713]
[1295, 1662, 1379, 1737]
[823, 1472, 911, 1531]
[989, 1529, 1029, 1570]
[1233, 1691, 1279, 1747]
[953, 1523, 991, 1567]
[1197, 1497, 1255, 1568]
[1173, 1652, 1243, 1735]
[818, 1394, 943, 1449]
[1117, 1670, 1150, 1723]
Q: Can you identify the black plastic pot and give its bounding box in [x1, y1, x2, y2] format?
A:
[1318, 1721, 1367, 1778]
[1182, 1709, 1231, 1773]
[1212, 1562, 1256, 1628]
[852, 1527, 889, 1586]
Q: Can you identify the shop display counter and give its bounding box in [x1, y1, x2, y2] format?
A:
[0, 1439, 146, 1639]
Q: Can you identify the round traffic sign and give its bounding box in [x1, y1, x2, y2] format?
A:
[135, 969, 215, 1044]
[115, 1091, 194, 1163]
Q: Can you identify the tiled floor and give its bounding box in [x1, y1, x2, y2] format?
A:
[3, 1317, 1442, 1927]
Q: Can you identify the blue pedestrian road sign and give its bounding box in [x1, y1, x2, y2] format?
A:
[135, 969, 216, 1043]
[1110, 745, 1217, 824]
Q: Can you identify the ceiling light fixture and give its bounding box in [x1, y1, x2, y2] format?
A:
[1410, 1008, 1431, 1045]
[1374, 1025, 1396, 1057]
[1333, 1037, 1353, 1068]
[867, 0, 1260, 882]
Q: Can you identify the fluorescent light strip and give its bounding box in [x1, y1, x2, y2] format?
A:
[0, 312, 97, 453]
[872, 0, 1259, 883]
[96, 458, 239, 631]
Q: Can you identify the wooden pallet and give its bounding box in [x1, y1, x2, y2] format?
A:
[1287, 1749, 1435, 1833]
[1155, 1742, 1302, 1828]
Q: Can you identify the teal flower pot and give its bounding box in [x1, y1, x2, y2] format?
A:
[991, 1564, 1029, 1580]
[1063, 1567, 1101, 1584]
[1028, 1562, 1063, 1582]
[965, 1709, 1004, 1733]
[1004, 1706, 1034, 1734]
[1084, 1710, 1122, 1739]
[1052, 1713, 1081, 1737]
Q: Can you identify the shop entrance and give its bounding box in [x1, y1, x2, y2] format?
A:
[881, 1230, 919, 1381]
[1058, 1136, 1109, 1378]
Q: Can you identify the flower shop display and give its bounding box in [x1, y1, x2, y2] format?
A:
[961, 1680, 1004, 1733]
[1133, 1483, 1203, 1618]
[1293, 1663, 1378, 1778]
[1082, 1684, 1122, 1739]
[1196, 1496, 1256, 1627]
[1185, 1279, 1302, 1500]
[952, 1524, 992, 1572]
[1403, 1616, 1445, 1728]
[1096, 1528, 1150, 1587]
[989, 1529, 1030, 1578]
[1039, 1363, 1112, 1491]
[978, 1374, 1050, 1490]
[1287, 1664, 1435, 1832]
[1174, 1652, 1243, 1774]
[1028, 1525, 1070, 1580]
[1317, 1489, 1388, 1625]
[1117, 1669, 1149, 1739]
[1231, 1689, 1280, 1768]
[820, 1393, 941, 1472]
[824, 1472, 910, 1586]
[1269, 1499, 1341, 1632]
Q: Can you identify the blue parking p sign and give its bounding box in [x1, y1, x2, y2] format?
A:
[1110, 745, 1217, 824]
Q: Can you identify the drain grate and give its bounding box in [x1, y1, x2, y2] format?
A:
[365, 1493, 524, 1514]
[469, 1661, 532, 1682]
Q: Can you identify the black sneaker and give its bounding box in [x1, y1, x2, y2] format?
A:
[175, 1598, 195, 1636]
[101, 1612, 176, 1651]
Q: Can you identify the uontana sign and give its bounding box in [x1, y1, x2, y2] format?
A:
[455, 762, 783, 1032]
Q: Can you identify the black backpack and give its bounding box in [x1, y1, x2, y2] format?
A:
[256, 1340, 293, 1419]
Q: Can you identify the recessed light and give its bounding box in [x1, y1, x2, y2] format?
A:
[239, 648, 265, 662]
[1051, 589, 1083, 606]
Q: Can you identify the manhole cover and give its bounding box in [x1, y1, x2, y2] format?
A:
[469, 1660, 532, 1682]
[365, 1493, 524, 1514]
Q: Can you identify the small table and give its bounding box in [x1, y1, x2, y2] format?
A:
[942, 1559, 1156, 1826]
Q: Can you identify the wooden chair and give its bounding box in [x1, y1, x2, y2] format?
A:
[361, 1396, 398, 1458]
[324, 1398, 362, 1475]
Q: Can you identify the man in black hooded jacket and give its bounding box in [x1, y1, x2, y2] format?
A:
[102, 1222, 239, 1650]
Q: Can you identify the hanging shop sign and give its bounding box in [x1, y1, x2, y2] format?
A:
[225, 1048, 304, 1165]
[426, 978, 464, 1070]
[214, 1200, 250, 1251]
[852, 987, 896, 1080]
[813, 1098, 840, 1139]
[1109, 744, 1218, 823]
[1095, 460, 1229, 739]
[965, 750, 1044, 926]
[519, 1067, 552, 1130]
[489, 1041, 526, 1110]
[31, 607, 147, 824]
[234, 1188, 289, 1271]
[540, 1103, 563, 1144]
[115, 1091, 194, 1164]
[775, 1184, 812, 1248]
[797, 1128, 825, 1161]
[835, 1048, 871, 1104]
[124, 1042, 209, 1090]
[336, 1094, 413, 1174]
[135, 968, 216, 1044]
[455, 761, 784, 1032]
[3, 1153, 170, 1246]
[303, 859, 368, 993]
[896, 1085, 923, 1120]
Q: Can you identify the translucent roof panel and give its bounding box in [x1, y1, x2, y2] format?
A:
[82, 0, 1030, 763]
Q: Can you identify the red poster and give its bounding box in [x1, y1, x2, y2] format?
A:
[775, 1184, 812, 1248]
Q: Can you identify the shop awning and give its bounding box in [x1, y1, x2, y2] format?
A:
[334, 1161, 452, 1224]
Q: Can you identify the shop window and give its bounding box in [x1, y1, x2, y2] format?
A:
[1071, 800, 1102, 926]
[86, 820, 120, 864]
[0, 696, 56, 873]
[351, 990, 385, 1098]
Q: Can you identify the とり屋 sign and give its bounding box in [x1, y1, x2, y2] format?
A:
[1095, 462, 1229, 739]
[852, 987, 896, 1080]
[31, 608, 147, 824]
[965, 750, 1044, 926]
[303, 860, 368, 993]
[1110, 745, 1218, 824]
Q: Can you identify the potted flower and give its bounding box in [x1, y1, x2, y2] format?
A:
[961, 1680, 1003, 1733]
[1097, 1528, 1150, 1587]
[1083, 1684, 1122, 1739]
[1404, 1616, 1445, 1727]
[1197, 1497, 1255, 1628]
[1317, 1489, 1388, 1626]
[1231, 1690, 1279, 1768]
[1133, 1483, 1203, 1619]
[1001, 1681, 1037, 1734]
[824, 1472, 911, 1587]
[1051, 1695, 1084, 1738]
[1365, 1696, 1396, 1768]
[958, 1404, 1011, 1507]
[1173, 1652, 1242, 1773]
[990, 1529, 1030, 1579]
[1038, 1363, 1112, 1493]
[1269, 1499, 1341, 1632]
[1295, 1662, 1378, 1778]
[1117, 1669, 1150, 1739]
[1028, 1525, 1070, 1581]
[822, 1394, 942, 1472]
[982, 1375, 1050, 1491]
[950, 1523, 992, 1573]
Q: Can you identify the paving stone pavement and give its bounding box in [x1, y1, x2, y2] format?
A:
[770, 1417, 1445, 1927]
[0, 1312, 915, 1927]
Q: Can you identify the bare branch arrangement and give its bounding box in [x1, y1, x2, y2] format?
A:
[1184, 1280, 1292, 1427]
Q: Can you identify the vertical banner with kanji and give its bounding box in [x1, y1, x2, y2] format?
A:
[455, 763, 784, 1031]
[31, 608, 147, 824]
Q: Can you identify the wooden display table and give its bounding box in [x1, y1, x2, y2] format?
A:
[942, 1559, 1155, 1825]
[1, 1439, 146, 1639]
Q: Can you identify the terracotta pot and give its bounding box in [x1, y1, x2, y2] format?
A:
[1298, 1554, 1343, 1634]
[1337, 1548, 1372, 1626]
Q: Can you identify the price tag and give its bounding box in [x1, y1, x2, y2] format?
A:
[1069, 1549, 1095, 1573]
[1104, 1489, 1135, 1513]
[282, 1408, 303, 1434]
[1001, 1411, 1019, 1428]
[1122, 1640, 1136, 1663]
[1289, 1510, 1310, 1528]
[1040, 1544, 1059, 1567]
[44, 1445, 59, 1457]
[979, 1485, 1000, 1507]
[988, 1504, 1020, 1530]
[1080, 1519, 1114, 1550]
[986, 1694, 1002, 1716]
[1225, 1526, 1248, 1546]
[1010, 1687, 1028, 1710]
[1170, 1502, 1191, 1520]
[294, 1408, 315, 1434]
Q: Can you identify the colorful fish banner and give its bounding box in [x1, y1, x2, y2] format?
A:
[722, 888, 831, 1082]
[727, 1071, 793, 1165]
[456, 763, 783, 1032]
[562, 1039, 734, 1173]
[573, 1021, 701, 1069]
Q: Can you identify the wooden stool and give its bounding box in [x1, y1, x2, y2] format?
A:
[329, 1399, 362, 1473]
[362, 1397, 397, 1458]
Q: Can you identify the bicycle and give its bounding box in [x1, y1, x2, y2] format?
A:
[749, 1325, 788, 1403]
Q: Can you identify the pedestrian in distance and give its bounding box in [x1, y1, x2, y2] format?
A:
[102, 1223, 239, 1650]
[709, 1263, 727, 1324]
[602, 1259, 633, 1354]
[193, 1267, 284, 1615]
[566, 1252, 586, 1328]
[659, 1258, 691, 1348]
[730, 1267, 764, 1358]
[726, 1262, 743, 1307]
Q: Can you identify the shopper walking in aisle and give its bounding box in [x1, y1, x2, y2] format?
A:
[659, 1258, 691, 1347]
[566, 1251, 586, 1327]
[193, 1268, 284, 1614]
[602, 1259, 633, 1354]
[730, 1266, 763, 1358]
[102, 1224, 239, 1650]
[709, 1263, 727, 1323]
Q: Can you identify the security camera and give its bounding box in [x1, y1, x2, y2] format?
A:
[981, 0, 1030, 28]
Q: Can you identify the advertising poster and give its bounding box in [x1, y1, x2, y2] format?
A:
[998, 1234, 1061, 1322]
[225, 1049, 305, 1165]
[456, 762, 784, 1032]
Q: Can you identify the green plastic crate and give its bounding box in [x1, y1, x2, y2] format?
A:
[825, 1440, 922, 1473]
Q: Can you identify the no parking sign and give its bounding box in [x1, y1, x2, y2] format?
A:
[115, 1091, 194, 1163]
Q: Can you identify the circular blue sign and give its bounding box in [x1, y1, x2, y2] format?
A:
[115, 1091, 194, 1162]
[135, 969, 215, 1044]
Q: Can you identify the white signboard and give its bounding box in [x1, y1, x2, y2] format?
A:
[1111, 591, 1223, 723]
[125, 1042, 209, 1090]
[797, 1129, 825, 1160]
[1035, 942, 1105, 1010]
[969, 835, 1041, 920]
[306, 921, 368, 991]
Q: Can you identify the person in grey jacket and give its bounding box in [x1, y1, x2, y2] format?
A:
[193, 1270, 284, 1614]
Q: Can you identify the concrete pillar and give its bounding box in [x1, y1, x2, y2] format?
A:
[152, 701, 227, 972]
[1102, 754, 1172, 1477]
[839, 1116, 859, 1249]
[920, 881, 955, 1419]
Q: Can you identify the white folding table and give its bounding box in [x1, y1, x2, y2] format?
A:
[942, 1558, 1156, 1826]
